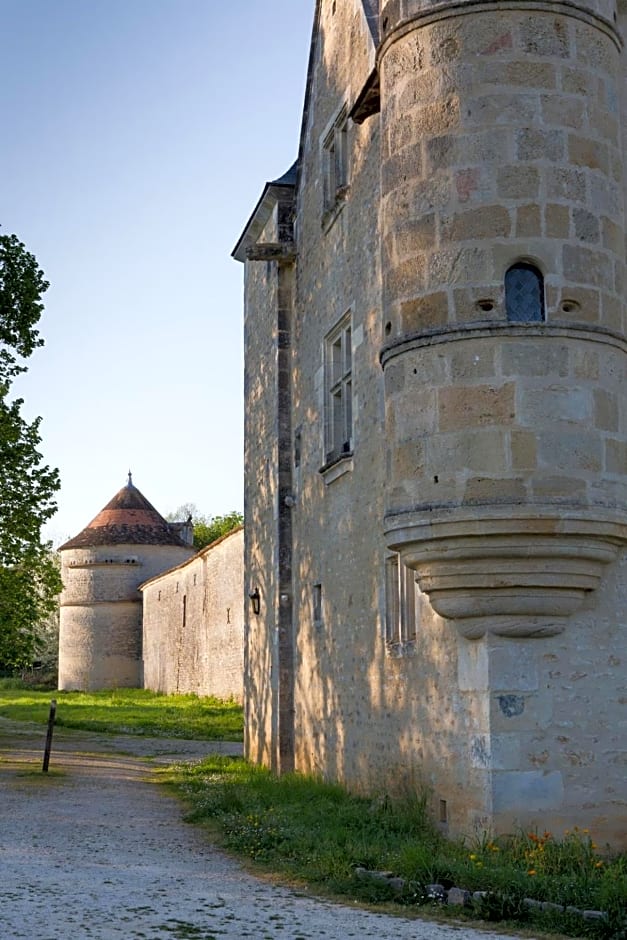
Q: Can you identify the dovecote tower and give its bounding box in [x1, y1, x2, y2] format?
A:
[58, 475, 194, 691]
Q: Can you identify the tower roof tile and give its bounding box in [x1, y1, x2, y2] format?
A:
[59, 477, 187, 550]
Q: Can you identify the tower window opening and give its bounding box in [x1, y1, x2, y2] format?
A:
[505, 263, 545, 323]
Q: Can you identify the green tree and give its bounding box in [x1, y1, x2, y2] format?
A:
[0, 233, 61, 672]
[192, 511, 243, 550]
[167, 505, 243, 551]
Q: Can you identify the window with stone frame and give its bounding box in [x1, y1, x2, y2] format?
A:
[322, 105, 349, 215]
[385, 553, 419, 647]
[505, 262, 545, 322]
[324, 312, 353, 464]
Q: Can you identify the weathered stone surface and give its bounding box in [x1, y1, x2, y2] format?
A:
[142, 528, 244, 702]
[439, 384, 516, 431]
[238, 0, 627, 853]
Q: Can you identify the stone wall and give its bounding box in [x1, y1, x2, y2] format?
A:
[243, 204, 290, 768]
[141, 527, 244, 702]
[240, 0, 627, 849]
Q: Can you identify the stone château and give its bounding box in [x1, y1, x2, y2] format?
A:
[235, 0, 627, 846]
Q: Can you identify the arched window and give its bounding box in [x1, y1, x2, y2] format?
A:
[505, 263, 545, 322]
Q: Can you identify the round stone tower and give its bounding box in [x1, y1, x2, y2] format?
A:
[379, 0, 627, 638]
[58, 475, 194, 691]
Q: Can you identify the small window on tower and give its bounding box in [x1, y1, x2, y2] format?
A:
[505, 263, 545, 322]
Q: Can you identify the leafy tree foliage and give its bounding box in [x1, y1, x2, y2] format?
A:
[0, 233, 61, 672]
[167, 504, 243, 551]
[192, 511, 243, 551]
[0, 234, 47, 384]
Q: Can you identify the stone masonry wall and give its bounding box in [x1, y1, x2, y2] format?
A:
[244, 205, 285, 768]
[289, 0, 475, 817]
[141, 527, 244, 702]
[242, 0, 627, 847]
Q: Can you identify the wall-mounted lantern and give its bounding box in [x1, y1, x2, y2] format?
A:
[249, 587, 261, 616]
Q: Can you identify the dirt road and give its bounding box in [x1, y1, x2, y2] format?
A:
[0, 720, 531, 940]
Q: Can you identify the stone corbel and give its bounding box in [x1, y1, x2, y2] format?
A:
[385, 509, 627, 639]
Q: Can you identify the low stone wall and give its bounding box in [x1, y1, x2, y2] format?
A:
[141, 528, 244, 702]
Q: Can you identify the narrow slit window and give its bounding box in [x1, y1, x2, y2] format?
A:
[505, 263, 545, 322]
[313, 583, 323, 625]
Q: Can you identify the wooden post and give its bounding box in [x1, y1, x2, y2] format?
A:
[42, 699, 57, 773]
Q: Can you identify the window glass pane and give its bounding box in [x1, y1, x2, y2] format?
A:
[344, 326, 352, 373]
[385, 556, 400, 643]
[402, 567, 417, 642]
[335, 123, 347, 189]
[332, 387, 343, 450]
[505, 264, 544, 322]
[325, 312, 353, 461]
[332, 336, 342, 383]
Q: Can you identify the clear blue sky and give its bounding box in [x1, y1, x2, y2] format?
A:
[1, 0, 313, 545]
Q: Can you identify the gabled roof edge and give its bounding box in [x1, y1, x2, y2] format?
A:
[232, 165, 297, 263]
[138, 525, 244, 591]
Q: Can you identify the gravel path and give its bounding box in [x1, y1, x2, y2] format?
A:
[0, 721, 533, 940]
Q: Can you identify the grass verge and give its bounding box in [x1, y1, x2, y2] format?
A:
[163, 755, 627, 939]
[0, 683, 243, 741]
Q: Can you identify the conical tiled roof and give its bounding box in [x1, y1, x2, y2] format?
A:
[59, 475, 188, 550]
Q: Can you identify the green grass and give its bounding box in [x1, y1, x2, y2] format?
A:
[0, 684, 243, 741]
[164, 756, 627, 939]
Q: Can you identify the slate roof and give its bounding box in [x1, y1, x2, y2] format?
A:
[361, 0, 379, 44]
[272, 161, 298, 187]
[59, 477, 188, 550]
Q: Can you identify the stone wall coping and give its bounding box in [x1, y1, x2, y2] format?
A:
[384, 505, 627, 540]
[380, 323, 627, 369]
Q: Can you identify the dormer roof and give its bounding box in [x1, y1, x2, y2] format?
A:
[59, 475, 188, 550]
[231, 162, 297, 263]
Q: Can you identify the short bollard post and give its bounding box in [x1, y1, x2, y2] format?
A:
[42, 699, 57, 773]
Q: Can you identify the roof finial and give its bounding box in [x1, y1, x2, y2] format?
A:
[127, 469, 133, 487]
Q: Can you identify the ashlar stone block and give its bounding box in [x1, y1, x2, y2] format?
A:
[492, 770, 564, 812]
[497, 165, 539, 200]
[400, 291, 449, 332]
[438, 383, 516, 431]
